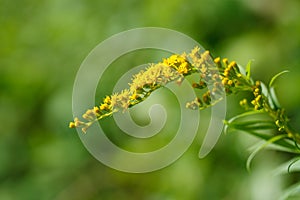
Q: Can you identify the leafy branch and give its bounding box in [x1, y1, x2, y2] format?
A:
[69, 46, 300, 198]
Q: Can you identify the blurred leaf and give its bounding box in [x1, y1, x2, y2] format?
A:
[269, 70, 289, 88]
[245, 60, 252, 81]
[267, 70, 289, 109]
[224, 109, 299, 151]
[269, 87, 282, 109]
[273, 157, 300, 176]
[224, 110, 265, 134]
[227, 120, 276, 130]
[246, 134, 288, 172]
[279, 182, 300, 200]
[234, 128, 298, 155]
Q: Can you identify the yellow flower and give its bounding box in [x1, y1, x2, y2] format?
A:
[255, 95, 262, 101]
[110, 93, 119, 108]
[117, 89, 130, 109]
[81, 127, 88, 134]
[190, 46, 201, 58]
[222, 58, 228, 65]
[93, 106, 100, 114]
[222, 77, 229, 85]
[228, 61, 236, 68]
[74, 118, 80, 126]
[69, 122, 76, 128]
[82, 113, 89, 120]
[200, 64, 207, 74]
[186, 97, 203, 110]
[100, 103, 109, 110]
[86, 109, 92, 115]
[177, 62, 189, 74]
[214, 57, 220, 63]
[189, 47, 203, 68]
[104, 96, 111, 104]
[130, 92, 139, 100]
[203, 91, 211, 105]
[239, 99, 247, 106]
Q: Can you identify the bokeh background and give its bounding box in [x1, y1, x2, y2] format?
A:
[1, 0, 300, 199]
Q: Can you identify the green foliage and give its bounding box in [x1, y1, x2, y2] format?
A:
[224, 68, 300, 198]
[2, 0, 300, 199]
[72, 46, 300, 198]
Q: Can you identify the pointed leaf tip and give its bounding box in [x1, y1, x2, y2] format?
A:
[269, 70, 289, 88]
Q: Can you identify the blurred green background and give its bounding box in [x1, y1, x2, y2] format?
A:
[1, 0, 300, 199]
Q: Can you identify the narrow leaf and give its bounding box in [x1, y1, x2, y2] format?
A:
[288, 158, 300, 173]
[227, 110, 265, 123]
[241, 129, 297, 151]
[246, 60, 252, 80]
[224, 110, 265, 134]
[279, 182, 300, 200]
[269, 70, 289, 88]
[273, 157, 300, 176]
[269, 87, 281, 109]
[229, 120, 275, 130]
[246, 134, 288, 172]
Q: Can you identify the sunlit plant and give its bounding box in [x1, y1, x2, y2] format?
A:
[70, 46, 300, 198]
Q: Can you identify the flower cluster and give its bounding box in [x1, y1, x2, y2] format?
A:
[69, 47, 209, 133]
[69, 46, 297, 143]
[186, 48, 255, 110]
[238, 81, 263, 111]
[250, 81, 263, 110]
[69, 46, 264, 133]
[67, 42, 300, 198]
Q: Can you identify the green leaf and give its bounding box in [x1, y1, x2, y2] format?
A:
[224, 110, 298, 151]
[227, 110, 265, 123]
[287, 158, 300, 173]
[224, 110, 265, 134]
[267, 143, 300, 154]
[244, 130, 272, 141]
[275, 157, 300, 199]
[273, 157, 300, 176]
[245, 60, 253, 80]
[279, 181, 300, 200]
[238, 129, 297, 151]
[269, 86, 281, 109]
[228, 120, 276, 130]
[272, 156, 300, 200]
[246, 134, 288, 172]
[269, 70, 289, 88]
[265, 70, 289, 110]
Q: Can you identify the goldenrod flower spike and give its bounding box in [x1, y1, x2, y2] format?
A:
[70, 46, 234, 132]
[69, 45, 299, 149]
[70, 47, 211, 132]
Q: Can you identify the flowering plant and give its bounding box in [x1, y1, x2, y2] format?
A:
[70, 46, 300, 198]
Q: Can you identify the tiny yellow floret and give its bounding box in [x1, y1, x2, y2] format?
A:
[94, 106, 100, 113]
[214, 57, 220, 63]
[69, 122, 76, 128]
